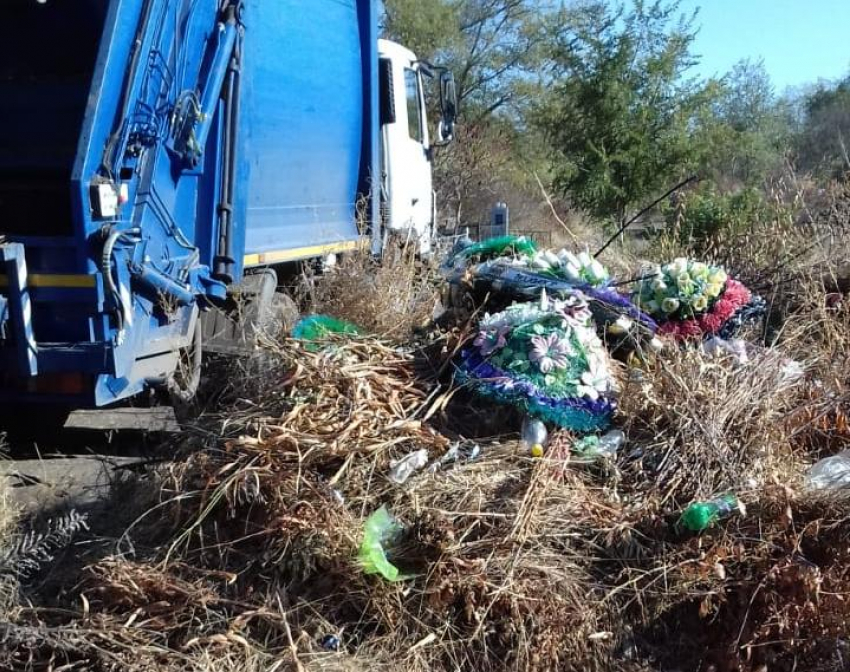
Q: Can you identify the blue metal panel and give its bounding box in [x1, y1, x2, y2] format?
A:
[242, 0, 365, 256]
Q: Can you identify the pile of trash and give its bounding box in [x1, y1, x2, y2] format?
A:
[6, 239, 850, 672]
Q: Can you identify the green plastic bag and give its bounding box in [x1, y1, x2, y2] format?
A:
[454, 235, 537, 263]
[357, 506, 405, 582]
[291, 315, 363, 351]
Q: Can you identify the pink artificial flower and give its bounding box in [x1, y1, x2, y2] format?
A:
[529, 333, 572, 373]
[474, 326, 509, 356]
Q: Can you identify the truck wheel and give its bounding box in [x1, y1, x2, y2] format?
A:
[266, 293, 300, 338]
[168, 318, 203, 405]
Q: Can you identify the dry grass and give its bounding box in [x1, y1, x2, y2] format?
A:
[10, 321, 848, 672]
[0, 474, 19, 619]
[298, 247, 441, 339]
[618, 345, 806, 506]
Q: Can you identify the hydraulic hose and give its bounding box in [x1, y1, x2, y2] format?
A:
[101, 227, 141, 339]
[214, 34, 241, 283]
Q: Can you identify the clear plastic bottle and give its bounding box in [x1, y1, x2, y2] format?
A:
[596, 430, 626, 459]
[573, 430, 625, 460]
[805, 450, 850, 491]
[521, 416, 548, 457]
[680, 494, 739, 531]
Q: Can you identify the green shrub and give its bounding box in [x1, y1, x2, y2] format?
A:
[667, 187, 771, 246]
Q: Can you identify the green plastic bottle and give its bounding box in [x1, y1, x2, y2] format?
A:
[679, 494, 739, 532]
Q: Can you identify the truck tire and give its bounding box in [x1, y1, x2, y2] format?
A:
[265, 292, 300, 338]
[167, 318, 203, 405]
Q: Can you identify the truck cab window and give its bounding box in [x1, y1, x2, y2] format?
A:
[404, 68, 423, 143]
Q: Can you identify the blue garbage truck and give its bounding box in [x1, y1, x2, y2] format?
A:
[0, 0, 456, 411]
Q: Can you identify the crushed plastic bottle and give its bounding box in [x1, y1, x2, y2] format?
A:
[702, 336, 749, 364]
[597, 430, 625, 459]
[679, 494, 741, 532]
[573, 430, 625, 460]
[427, 442, 482, 474]
[388, 449, 429, 484]
[804, 450, 850, 491]
[521, 416, 548, 457]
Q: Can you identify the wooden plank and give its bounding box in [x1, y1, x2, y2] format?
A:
[64, 407, 180, 432]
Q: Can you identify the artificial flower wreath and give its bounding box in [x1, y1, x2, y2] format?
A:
[632, 258, 760, 340]
[455, 293, 617, 431]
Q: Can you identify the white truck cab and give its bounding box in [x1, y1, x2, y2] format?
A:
[378, 39, 456, 256]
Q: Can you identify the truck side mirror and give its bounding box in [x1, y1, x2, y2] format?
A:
[438, 71, 457, 144]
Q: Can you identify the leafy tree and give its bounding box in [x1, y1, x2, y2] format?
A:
[382, 0, 558, 227]
[794, 75, 850, 177]
[382, 0, 555, 119]
[535, 0, 707, 223]
[691, 60, 792, 186]
[381, 0, 461, 62]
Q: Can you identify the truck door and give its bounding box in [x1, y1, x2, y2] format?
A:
[378, 40, 433, 253]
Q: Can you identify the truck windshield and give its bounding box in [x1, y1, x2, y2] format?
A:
[0, 0, 111, 236]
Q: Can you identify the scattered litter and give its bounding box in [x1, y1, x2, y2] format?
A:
[426, 442, 482, 474]
[320, 634, 341, 651]
[291, 315, 363, 350]
[805, 450, 850, 492]
[679, 494, 744, 532]
[357, 506, 406, 582]
[703, 336, 750, 363]
[428, 443, 459, 473]
[607, 316, 633, 335]
[573, 430, 625, 460]
[780, 358, 805, 384]
[388, 449, 429, 484]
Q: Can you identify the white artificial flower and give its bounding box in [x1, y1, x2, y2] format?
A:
[539, 288, 550, 311]
[564, 262, 581, 280]
[560, 250, 581, 268]
[661, 297, 680, 314]
[668, 257, 689, 276]
[589, 259, 608, 282]
[691, 262, 709, 279]
[543, 250, 561, 266]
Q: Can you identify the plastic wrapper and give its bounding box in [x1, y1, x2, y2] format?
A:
[805, 451, 850, 492]
[292, 315, 362, 351]
[388, 449, 429, 484]
[357, 506, 405, 581]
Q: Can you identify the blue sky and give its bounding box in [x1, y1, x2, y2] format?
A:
[678, 0, 850, 92]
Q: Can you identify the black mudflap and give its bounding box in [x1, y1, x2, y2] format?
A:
[201, 269, 279, 355]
